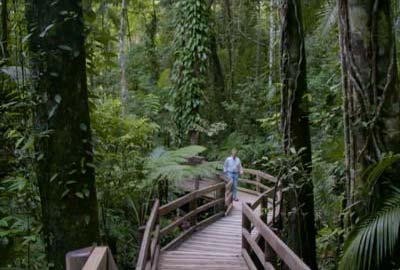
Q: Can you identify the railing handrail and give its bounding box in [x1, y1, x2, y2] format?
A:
[242, 202, 310, 270]
[136, 200, 160, 270]
[159, 181, 225, 216]
[243, 168, 277, 182]
[238, 168, 277, 196]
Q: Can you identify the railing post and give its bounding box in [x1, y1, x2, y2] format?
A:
[260, 186, 277, 265]
[66, 247, 93, 270]
[265, 228, 278, 267]
[256, 175, 260, 193]
[216, 180, 226, 213]
[189, 176, 200, 227]
[242, 203, 251, 252]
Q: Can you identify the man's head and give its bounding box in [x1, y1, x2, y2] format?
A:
[231, 148, 237, 158]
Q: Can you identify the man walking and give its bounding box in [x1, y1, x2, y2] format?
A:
[224, 149, 243, 201]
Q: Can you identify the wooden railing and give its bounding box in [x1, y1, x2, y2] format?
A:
[83, 247, 118, 270]
[239, 168, 277, 196]
[219, 174, 233, 215]
[136, 175, 232, 270]
[242, 189, 310, 270]
[136, 200, 160, 270]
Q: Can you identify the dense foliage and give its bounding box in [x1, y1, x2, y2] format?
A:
[1, 0, 400, 269]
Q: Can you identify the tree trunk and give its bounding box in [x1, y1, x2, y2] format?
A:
[26, 0, 100, 268]
[280, 0, 317, 268]
[119, 0, 128, 111]
[223, 0, 234, 98]
[337, 0, 400, 216]
[255, 0, 261, 82]
[1, 0, 8, 60]
[337, 0, 354, 227]
[209, 29, 226, 121]
[268, 0, 275, 88]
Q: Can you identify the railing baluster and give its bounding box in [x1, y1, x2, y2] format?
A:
[256, 175, 260, 193]
[242, 203, 251, 252]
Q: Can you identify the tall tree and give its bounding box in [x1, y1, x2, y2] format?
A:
[26, 0, 100, 268]
[223, 0, 234, 98]
[1, 0, 8, 60]
[119, 0, 128, 110]
[145, 0, 159, 84]
[280, 0, 317, 268]
[172, 0, 209, 145]
[268, 0, 275, 88]
[208, 1, 226, 122]
[338, 0, 400, 218]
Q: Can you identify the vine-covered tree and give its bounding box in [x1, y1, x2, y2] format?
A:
[26, 0, 100, 267]
[280, 0, 317, 268]
[172, 0, 209, 145]
[338, 0, 400, 216]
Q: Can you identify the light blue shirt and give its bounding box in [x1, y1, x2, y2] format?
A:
[224, 156, 243, 173]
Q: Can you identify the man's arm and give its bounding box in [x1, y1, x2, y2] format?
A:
[238, 158, 244, 175]
[223, 158, 229, 173]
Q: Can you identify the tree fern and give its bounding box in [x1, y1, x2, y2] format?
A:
[145, 145, 220, 185]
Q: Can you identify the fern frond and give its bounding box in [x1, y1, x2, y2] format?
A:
[339, 186, 400, 270]
[145, 146, 220, 184]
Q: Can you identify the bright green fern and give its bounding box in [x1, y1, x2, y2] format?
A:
[145, 145, 220, 185]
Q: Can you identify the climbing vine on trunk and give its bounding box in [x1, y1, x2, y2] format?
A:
[172, 0, 210, 145]
[338, 0, 400, 219]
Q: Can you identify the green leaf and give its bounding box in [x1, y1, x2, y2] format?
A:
[58, 45, 72, 51]
[75, 192, 84, 199]
[55, 94, 62, 104]
[39, 24, 54, 38]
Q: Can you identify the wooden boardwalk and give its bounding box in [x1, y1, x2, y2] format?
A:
[158, 192, 259, 270]
[71, 169, 311, 270]
[132, 169, 311, 270]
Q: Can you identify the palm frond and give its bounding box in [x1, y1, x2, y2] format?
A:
[339, 186, 400, 270]
[361, 153, 400, 195]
